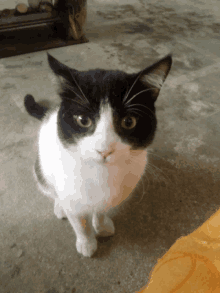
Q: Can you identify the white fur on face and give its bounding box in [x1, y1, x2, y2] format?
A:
[74, 103, 128, 163]
[37, 103, 147, 213]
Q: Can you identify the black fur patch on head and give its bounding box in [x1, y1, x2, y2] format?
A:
[48, 53, 172, 149]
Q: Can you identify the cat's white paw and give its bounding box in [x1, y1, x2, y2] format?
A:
[54, 200, 67, 219]
[54, 207, 67, 219]
[76, 238, 98, 257]
[93, 215, 115, 237]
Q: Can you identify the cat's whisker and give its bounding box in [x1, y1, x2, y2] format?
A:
[146, 166, 167, 191]
[143, 168, 158, 184]
[126, 104, 155, 117]
[146, 164, 162, 183]
[128, 107, 146, 113]
[147, 161, 167, 179]
[62, 94, 91, 110]
[147, 150, 165, 161]
[147, 162, 172, 187]
[123, 87, 130, 103]
[73, 99, 91, 109]
[127, 103, 153, 110]
[64, 83, 86, 103]
[142, 166, 160, 189]
[127, 109, 144, 117]
[68, 68, 90, 105]
[135, 176, 148, 204]
[123, 155, 150, 201]
[123, 69, 146, 104]
[126, 156, 153, 199]
[147, 151, 178, 188]
[61, 84, 91, 110]
[130, 156, 163, 187]
[124, 88, 157, 106]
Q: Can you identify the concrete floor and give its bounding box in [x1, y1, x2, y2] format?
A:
[1, 0, 220, 292]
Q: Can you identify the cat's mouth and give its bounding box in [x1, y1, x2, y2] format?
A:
[96, 154, 113, 165]
[97, 157, 111, 165]
[96, 150, 114, 165]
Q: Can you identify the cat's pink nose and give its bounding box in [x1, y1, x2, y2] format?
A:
[97, 149, 114, 159]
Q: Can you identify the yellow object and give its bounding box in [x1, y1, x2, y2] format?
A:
[138, 209, 220, 293]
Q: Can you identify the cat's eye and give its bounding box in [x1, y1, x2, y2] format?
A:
[76, 115, 92, 128]
[121, 116, 136, 129]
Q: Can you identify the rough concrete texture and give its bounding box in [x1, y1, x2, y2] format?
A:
[1, 0, 220, 292]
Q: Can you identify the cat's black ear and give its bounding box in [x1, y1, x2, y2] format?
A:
[139, 54, 172, 99]
[47, 53, 78, 82]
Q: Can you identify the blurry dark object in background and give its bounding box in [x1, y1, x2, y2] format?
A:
[39, 2, 54, 13]
[15, 3, 28, 14]
[53, 0, 87, 41]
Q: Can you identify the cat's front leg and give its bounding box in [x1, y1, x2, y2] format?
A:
[65, 211, 97, 257]
[92, 213, 115, 237]
[54, 198, 67, 219]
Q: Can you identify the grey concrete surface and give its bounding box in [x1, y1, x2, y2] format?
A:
[1, 0, 220, 292]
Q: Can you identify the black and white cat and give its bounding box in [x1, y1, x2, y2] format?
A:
[24, 53, 172, 257]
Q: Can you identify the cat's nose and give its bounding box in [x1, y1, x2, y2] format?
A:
[97, 149, 114, 159]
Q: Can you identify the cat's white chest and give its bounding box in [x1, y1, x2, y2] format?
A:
[38, 113, 111, 208]
[53, 160, 112, 215]
[37, 109, 146, 215]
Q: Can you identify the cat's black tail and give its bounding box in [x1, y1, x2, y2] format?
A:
[24, 94, 48, 120]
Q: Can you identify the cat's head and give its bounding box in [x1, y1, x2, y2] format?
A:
[48, 53, 172, 165]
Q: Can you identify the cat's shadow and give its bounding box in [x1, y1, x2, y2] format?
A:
[95, 154, 220, 258]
